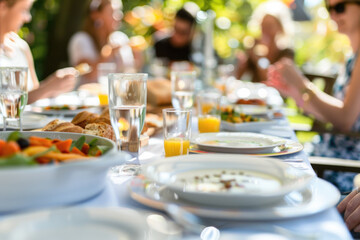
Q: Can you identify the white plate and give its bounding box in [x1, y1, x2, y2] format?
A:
[192, 132, 287, 154]
[28, 91, 100, 116]
[142, 154, 314, 207]
[221, 120, 277, 132]
[28, 106, 99, 116]
[0, 131, 130, 212]
[0, 207, 147, 240]
[0, 113, 52, 130]
[129, 177, 339, 221]
[234, 104, 270, 115]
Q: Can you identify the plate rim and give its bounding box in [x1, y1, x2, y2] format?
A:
[0, 207, 148, 238]
[0, 131, 126, 172]
[192, 132, 286, 151]
[128, 177, 340, 220]
[190, 139, 303, 156]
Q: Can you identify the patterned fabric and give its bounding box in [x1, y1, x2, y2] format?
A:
[312, 53, 360, 192]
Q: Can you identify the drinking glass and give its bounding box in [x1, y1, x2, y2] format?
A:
[171, 71, 196, 109]
[197, 90, 221, 133]
[108, 73, 147, 151]
[98, 62, 117, 105]
[163, 108, 192, 157]
[0, 67, 28, 131]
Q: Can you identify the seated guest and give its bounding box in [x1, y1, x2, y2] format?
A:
[267, 0, 360, 192]
[154, 8, 196, 65]
[68, 0, 142, 84]
[235, 1, 294, 82]
[0, 0, 77, 104]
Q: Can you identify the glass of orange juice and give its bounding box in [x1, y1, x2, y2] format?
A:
[197, 90, 221, 133]
[98, 62, 117, 105]
[163, 108, 192, 157]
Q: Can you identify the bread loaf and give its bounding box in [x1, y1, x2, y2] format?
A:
[71, 111, 100, 128]
[84, 123, 116, 141]
[42, 120, 83, 133]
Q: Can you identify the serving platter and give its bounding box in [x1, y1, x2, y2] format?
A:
[0, 131, 130, 212]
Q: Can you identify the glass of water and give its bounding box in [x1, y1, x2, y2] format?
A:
[108, 73, 147, 152]
[0, 67, 28, 131]
[171, 71, 196, 109]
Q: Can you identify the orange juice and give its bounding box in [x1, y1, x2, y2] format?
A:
[164, 138, 190, 157]
[198, 116, 220, 133]
[98, 93, 109, 105]
[201, 103, 214, 115]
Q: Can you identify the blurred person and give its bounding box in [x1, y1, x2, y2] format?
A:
[235, 0, 294, 82]
[154, 7, 197, 65]
[267, 0, 360, 193]
[68, 0, 142, 84]
[0, 0, 77, 104]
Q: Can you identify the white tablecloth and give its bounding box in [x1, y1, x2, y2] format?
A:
[0, 117, 353, 239]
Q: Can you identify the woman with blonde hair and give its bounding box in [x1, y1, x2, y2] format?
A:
[0, 0, 77, 104]
[68, 0, 142, 84]
[235, 0, 295, 82]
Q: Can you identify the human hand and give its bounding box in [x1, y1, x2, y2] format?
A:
[271, 58, 308, 91]
[266, 64, 302, 103]
[45, 67, 78, 97]
[338, 188, 360, 232]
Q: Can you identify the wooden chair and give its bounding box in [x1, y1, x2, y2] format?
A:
[310, 156, 360, 179]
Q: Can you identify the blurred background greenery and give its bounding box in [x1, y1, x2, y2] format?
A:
[20, 0, 351, 81]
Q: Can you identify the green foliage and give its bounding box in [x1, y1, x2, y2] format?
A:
[23, 0, 350, 79]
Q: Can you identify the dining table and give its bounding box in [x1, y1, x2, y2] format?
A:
[0, 106, 354, 240]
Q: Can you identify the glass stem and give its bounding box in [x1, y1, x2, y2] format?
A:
[3, 117, 6, 131]
[19, 117, 22, 132]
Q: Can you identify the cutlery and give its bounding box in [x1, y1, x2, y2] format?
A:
[165, 203, 338, 240]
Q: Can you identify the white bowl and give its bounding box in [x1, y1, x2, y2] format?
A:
[143, 154, 314, 207]
[0, 131, 130, 212]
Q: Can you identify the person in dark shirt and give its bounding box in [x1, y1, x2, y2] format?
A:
[154, 8, 196, 64]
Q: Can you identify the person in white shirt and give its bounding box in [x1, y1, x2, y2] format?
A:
[0, 0, 77, 104]
[68, 0, 142, 84]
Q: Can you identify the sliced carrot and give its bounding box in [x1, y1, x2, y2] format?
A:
[36, 157, 53, 164]
[81, 143, 89, 155]
[51, 139, 61, 144]
[55, 139, 73, 153]
[71, 147, 86, 156]
[95, 150, 102, 156]
[0, 140, 6, 156]
[29, 136, 52, 147]
[2, 141, 21, 157]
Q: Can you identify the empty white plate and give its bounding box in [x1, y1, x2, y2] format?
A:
[192, 132, 287, 154]
[0, 207, 147, 240]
